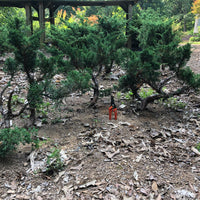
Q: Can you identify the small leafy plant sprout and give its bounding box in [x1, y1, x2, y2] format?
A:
[196, 143, 200, 152]
[116, 92, 122, 102]
[139, 88, 156, 99]
[125, 91, 133, 100]
[161, 97, 187, 110]
[45, 148, 64, 175]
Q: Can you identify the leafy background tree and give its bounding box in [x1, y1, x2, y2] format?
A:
[163, 0, 194, 31]
[136, 0, 194, 32]
[192, 0, 200, 15]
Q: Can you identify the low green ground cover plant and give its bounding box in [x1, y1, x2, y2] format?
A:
[159, 97, 187, 110]
[0, 127, 38, 157]
[45, 148, 64, 175]
[196, 143, 200, 152]
[139, 88, 156, 99]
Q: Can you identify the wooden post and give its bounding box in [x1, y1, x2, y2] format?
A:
[49, 7, 55, 25]
[127, 4, 133, 49]
[194, 15, 199, 34]
[39, 1, 45, 43]
[25, 4, 33, 35]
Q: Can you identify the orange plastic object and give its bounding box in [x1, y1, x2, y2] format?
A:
[109, 106, 117, 120]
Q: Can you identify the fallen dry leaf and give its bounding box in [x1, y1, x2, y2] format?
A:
[191, 147, 200, 156]
[104, 149, 120, 159]
[70, 162, 83, 171]
[156, 194, 162, 200]
[77, 180, 96, 189]
[152, 181, 158, 192]
[133, 171, 138, 181]
[62, 185, 73, 199]
[140, 188, 149, 196]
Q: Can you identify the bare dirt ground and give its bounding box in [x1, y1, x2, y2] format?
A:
[0, 45, 200, 200]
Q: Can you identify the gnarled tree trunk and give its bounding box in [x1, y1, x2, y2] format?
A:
[89, 74, 99, 107]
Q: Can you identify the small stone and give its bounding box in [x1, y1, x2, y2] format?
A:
[119, 121, 131, 126]
[110, 75, 119, 80]
[15, 194, 30, 199]
[1, 193, 7, 198]
[35, 121, 42, 127]
[36, 196, 43, 200]
[32, 185, 42, 193]
[7, 190, 15, 194]
[119, 104, 126, 110]
[150, 131, 160, 138]
[83, 123, 90, 128]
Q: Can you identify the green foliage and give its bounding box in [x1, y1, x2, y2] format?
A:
[11, 94, 25, 105]
[116, 92, 122, 101]
[48, 69, 91, 100]
[4, 58, 17, 77]
[36, 102, 51, 116]
[119, 49, 160, 94]
[4, 18, 56, 122]
[46, 148, 64, 174]
[51, 117, 63, 125]
[97, 15, 127, 73]
[160, 97, 187, 110]
[125, 91, 133, 100]
[50, 14, 127, 73]
[0, 8, 25, 26]
[189, 36, 200, 42]
[0, 26, 9, 53]
[139, 88, 156, 99]
[163, 0, 193, 31]
[196, 143, 200, 152]
[119, 11, 195, 109]
[49, 20, 98, 70]
[99, 88, 112, 97]
[0, 127, 38, 157]
[138, 0, 164, 11]
[178, 67, 200, 88]
[127, 8, 142, 51]
[27, 82, 43, 109]
[49, 15, 127, 105]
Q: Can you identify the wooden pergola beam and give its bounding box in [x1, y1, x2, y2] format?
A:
[25, 3, 33, 35]
[0, 0, 137, 8]
[39, 1, 45, 44]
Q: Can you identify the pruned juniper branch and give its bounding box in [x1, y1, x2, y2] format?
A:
[0, 85, 28, 128]
[7, 90, 28, 118]
[89, 73, 100, 107]
[140, 85, 189, 110]
[7, 90, 14, 117]
[142, 73, 176, 95]
[88, 65, 103, 107]
[157, 73, 176, 93]
[0, 83, 10, 116]
[12, 103, 28, 118]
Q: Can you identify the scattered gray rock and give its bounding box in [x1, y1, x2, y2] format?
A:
[119, 104, 127, 110]
[119, 121, 131, 126]
[174, 189, 196, 199]
[83, 123, 90, 128]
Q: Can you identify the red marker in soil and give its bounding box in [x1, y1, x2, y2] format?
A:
[109, 94, 117, 120]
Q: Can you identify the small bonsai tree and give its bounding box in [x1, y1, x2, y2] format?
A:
[4, 18, 56, 125]
[49, 14, 127, 106]
[119, 12, 200, 110]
